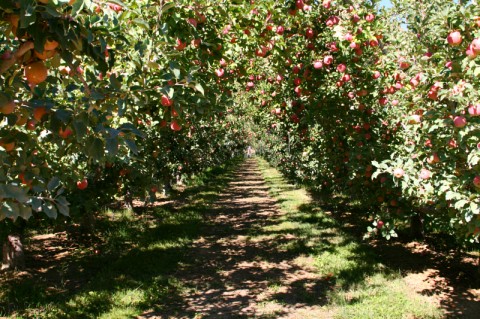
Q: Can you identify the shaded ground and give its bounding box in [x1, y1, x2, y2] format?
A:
[140, 159, 332, 318]
[1, 159, 479, 318]
[140, 159, 479, 319]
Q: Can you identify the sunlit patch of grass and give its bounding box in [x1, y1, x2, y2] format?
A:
[333, 273, 442, 319]
[256, 157, 443, 319]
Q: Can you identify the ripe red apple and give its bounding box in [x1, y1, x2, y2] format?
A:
[175, 38, 187, 51]
[170, 120, 182, 131]
[215, 68, 225, 77]
[474, 176, 480, 188]
[336, 63, 347, 73]
[471, 38, 480, 53]
[365, 13, 375, 22]
[420, 168, 431, 180]
[468, 104, 480, 116]
[305, 27, 314, 39]
[161, 95, 173, 107]
[77, 179, 88, 190]
[466, 44, 478, 59]
[187, 18, 197, 28]
[393, 168, 404, 178]
[323, 55, 333, 65]
[373, 71, 381, 79]
[379, 97, 388, 106]
[453, 116, 467, 128]
[377, 220, 384, 229]
[326, 16, 340, 27]
[447, 31, 462, 46]
[313, 60, 323, 69]
[107, 2, 123, 12]
[276, 25, 285, 35]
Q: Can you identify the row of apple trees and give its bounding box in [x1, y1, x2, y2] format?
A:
[234, 0, 480, 242]
[0, 0, 249, 235]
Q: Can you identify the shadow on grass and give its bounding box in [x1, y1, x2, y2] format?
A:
[0, 159, 242, 318]
[303, 192, 480, 318]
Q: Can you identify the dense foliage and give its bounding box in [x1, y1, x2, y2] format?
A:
[1, 0, 480, 243]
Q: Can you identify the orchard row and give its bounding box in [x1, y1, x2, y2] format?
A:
[234, 0, 480, 241]
[1, 0, 480, 242]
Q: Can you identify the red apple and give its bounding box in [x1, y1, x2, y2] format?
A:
[474, 176, 480, 188]
[276, 25, 285, 35]
[77, 179, 88, 190]
[313, 61, 323, 69]
[377, 220, 384, 229]
[468, 104, 480, 116]
[215, 68, 225, 77]
[161, 95, 173, 107]
[305, 28, 314, 39]
[326, 16, 340, 27]
[471, 38, 480, 53]
[447, 31, 462, 46]
[393, 168, 404, 178]
[420, 168, 431, 180]
[365, 13, 375, 22]
[170, 120, 182, 131]
[427, 153, 440, 164]
[453, 116, 467, 128]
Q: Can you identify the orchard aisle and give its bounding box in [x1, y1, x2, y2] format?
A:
[139, 158, 478, 319]
[140, 158, 331, 319]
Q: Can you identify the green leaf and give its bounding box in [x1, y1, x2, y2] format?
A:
[47, 176, 61, 192]
[446, 191, 460, 201]
[2, 201, 20, 221]
[125, 139, 138, 154]
[454, 199, 468, 210]
[133, 18, 149, 29]
[470, 202, 479, 215]
[162, 2, 176, 12]
[56, 196, 69, 217]
[109, 74, 122, 90]
[73, 120, 88, 142]
[19, 205, 32, 220]
[87, 137, 104, 161]
[71, 0, 85, 16]
[31, 197, 43, 212]
[43, 202, 58, 219]
[194, 82, 205, 95]
[0, 184, 29, 203]
[106, 138, 119, 156]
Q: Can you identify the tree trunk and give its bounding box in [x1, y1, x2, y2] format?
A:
[410, 212, 425, 239]
[1, 234, 25, 271]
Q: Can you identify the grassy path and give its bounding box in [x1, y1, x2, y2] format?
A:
[2, 158, 478, 318]
[140, 158, 442, 319]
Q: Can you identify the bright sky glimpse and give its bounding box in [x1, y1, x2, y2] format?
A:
[379, 0, 393, 8]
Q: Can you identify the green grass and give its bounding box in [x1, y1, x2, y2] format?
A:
[0, 158, 241, 319]
[255, 158, 443, 319]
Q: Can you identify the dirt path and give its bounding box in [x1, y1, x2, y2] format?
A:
[140, 159, 330, 319]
